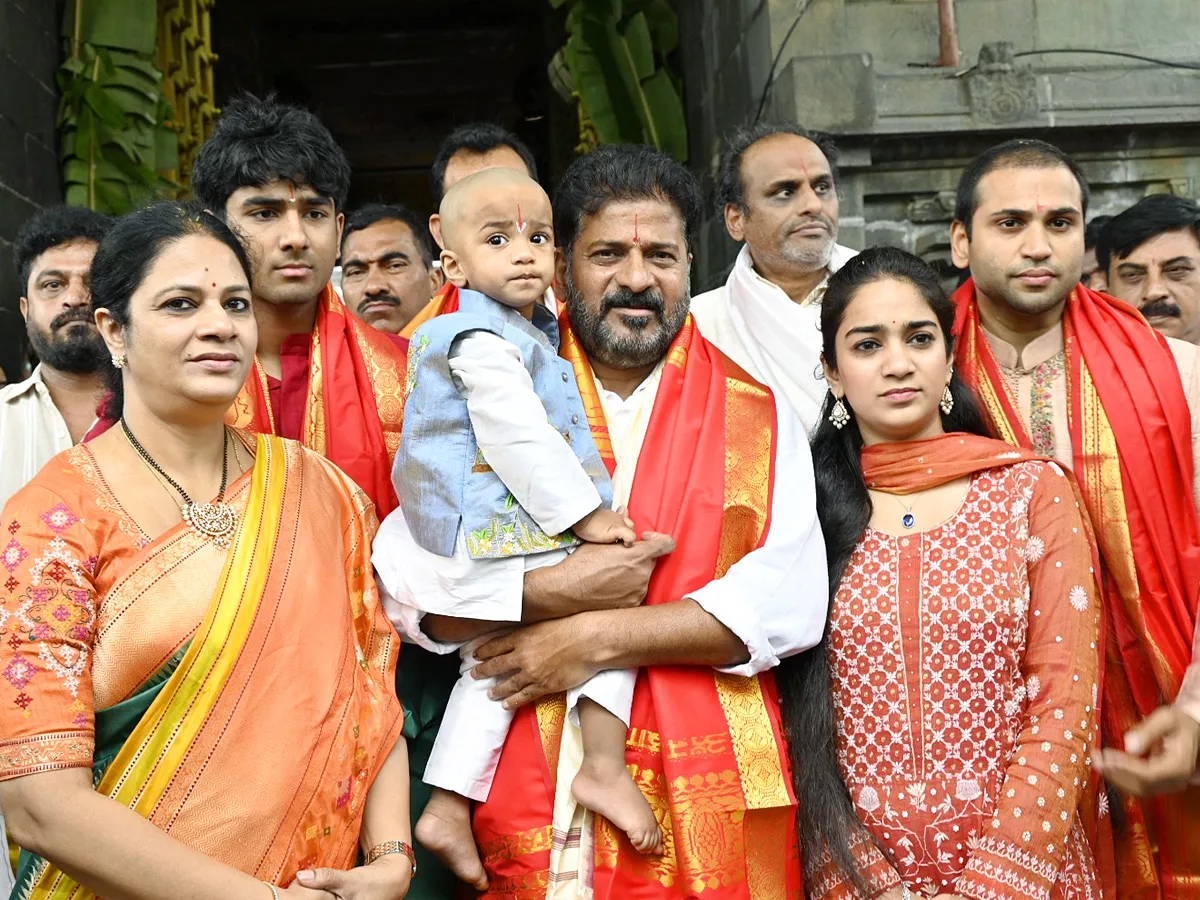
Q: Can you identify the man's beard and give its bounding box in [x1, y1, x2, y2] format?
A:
[778, 215, 836, 269]
[563, 266, 690, 370]
[27, 309, 108, 374]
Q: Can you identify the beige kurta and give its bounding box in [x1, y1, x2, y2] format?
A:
[983, 324, 1200, 727]
[983, 323, 1200, 511]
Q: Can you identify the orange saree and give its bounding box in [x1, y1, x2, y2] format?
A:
[952, 279, 1200, 898]
[470, 314, 801, 899]
[0, 434, 402, 898]
[227, 285, 406, 517]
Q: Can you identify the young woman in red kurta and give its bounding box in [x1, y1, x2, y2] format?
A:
[776, 248, 1114, 900]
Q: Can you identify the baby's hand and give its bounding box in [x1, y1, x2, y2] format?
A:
[573, 506, 636, 547]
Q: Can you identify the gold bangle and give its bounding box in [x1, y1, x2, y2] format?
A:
[262, 882, 280, 900]
[365, 839, 417, 875]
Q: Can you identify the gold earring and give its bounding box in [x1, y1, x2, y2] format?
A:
[111, 354, 126, 369]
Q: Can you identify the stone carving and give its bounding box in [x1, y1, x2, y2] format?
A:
[968, 42, 1039, 125]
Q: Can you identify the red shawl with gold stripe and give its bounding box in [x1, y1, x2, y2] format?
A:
[226, 285, 405, 517]
[952, 278, 1200, 897]
[471, 313, 800, 899]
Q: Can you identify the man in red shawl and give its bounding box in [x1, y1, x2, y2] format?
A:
[190, 94, 406, 516]
[378, 144, 830, 898]
[948, 138, 1200, 899]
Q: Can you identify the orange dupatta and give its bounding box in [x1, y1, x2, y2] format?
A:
[226, 285, 405, 517]
[400, 282, 459, 339]
[471, 314, 800, 899]
[952, 278, 1200, 898]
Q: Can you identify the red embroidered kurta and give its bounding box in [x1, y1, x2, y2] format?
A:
[811, 461, 1106, 900]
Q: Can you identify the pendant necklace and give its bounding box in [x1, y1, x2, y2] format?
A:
[889, 494, 916, 529]
[122, 420, 238, 548]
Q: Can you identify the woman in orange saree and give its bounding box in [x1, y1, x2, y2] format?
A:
[0, 203, 410, 900]
[778, 248, 1115, 900]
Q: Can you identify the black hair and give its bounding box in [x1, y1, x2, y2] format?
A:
[1085, 214, 1113, 252]
[553, 144, 701, 256]
[90, 202, 252, 420]
[777, 247, 991, 890]
[429, 122, 538, 205]
[954, 139, 1090, 236]
[191, 93, 352, 213]
[14, 205, 112, 293]
[716, 122, 840, 213]
[1095, 194, 1200, 273]
[341, 203, 435, 269]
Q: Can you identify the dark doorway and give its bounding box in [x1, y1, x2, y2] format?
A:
[211, 0, 570, 220]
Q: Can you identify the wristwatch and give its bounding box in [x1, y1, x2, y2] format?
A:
[365, 839, 418, 875]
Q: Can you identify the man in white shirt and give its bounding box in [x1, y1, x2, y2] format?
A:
[691, 123, 857, 432]
[374, 144, 828, 897]
[0, 206, 111, 508]
[0, 205, 110, 895]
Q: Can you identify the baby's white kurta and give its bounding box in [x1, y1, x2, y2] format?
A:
[380, 330, 636, 800]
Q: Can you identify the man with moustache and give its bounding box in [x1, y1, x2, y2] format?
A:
[341, 203, 441, 334]
[948, 138, 1200, 897]
[691, 123, 856, 431]
[1099, 194, 1200, 345]
[378, 144, 827, 897]
[1, 205, 111, 506]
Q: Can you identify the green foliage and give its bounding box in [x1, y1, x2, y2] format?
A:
[58, 0, 179, 214]
[548, 0, 688, 162]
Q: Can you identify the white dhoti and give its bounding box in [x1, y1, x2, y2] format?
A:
[424, 635, 636, 801]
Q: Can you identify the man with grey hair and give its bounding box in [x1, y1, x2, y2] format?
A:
[691, 123, 857, 431]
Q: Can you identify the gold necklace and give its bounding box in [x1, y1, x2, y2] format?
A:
[121, 420, 238, 548]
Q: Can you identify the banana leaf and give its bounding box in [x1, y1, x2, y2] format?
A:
[551, 0, 688, 162]
[63, 0, 158, 56]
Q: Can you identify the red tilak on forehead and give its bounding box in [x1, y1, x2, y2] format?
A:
[288, 184, 296, 203]
[632, 212, 640, 245]
[516, 202, 527, 233]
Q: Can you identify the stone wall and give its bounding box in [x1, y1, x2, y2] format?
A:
[0, 0, 61, 382]
[679, 0, 1200, 290]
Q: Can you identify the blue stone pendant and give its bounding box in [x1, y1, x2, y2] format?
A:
[901, 512, 915, 529]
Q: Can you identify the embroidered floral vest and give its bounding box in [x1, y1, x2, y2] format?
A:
[396, 289, 612, 559]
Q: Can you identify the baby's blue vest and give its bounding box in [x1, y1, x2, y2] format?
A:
[396, 289, 613, 559]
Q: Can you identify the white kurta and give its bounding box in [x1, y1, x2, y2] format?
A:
[376, 331, 641, 800]
[0, 365, 78, 508]
[690, 243, 858, 434]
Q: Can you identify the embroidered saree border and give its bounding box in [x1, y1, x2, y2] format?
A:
[30, 435, 285, 900]
[304, 323, 328, 457]
[712, 366, 790, 814]
[558, 316, 614, 467]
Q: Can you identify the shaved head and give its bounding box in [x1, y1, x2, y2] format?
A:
[439, 167, 550, 250]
